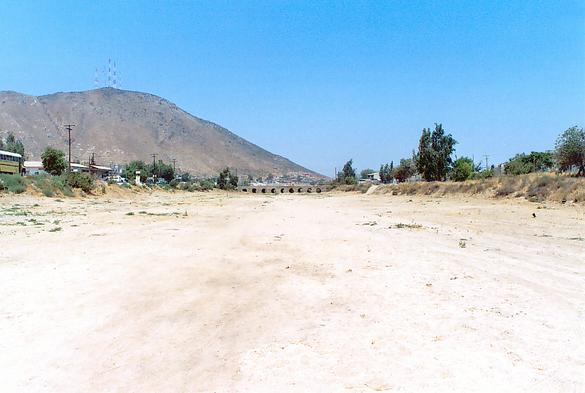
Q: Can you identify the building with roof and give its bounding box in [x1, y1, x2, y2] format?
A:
[23, 161, 46, 176]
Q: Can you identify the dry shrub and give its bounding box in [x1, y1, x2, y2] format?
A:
[423, 182, 440, 195]
[495, 186, 514, 196]
[371, 174, 585, 204]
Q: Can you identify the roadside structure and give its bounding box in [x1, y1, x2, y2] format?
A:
[23, 161, 45, 176]
[90, 164, 112, 178]
[366, 172, 380, 182]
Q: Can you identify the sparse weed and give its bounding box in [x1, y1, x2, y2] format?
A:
[393, 223, 423, 229]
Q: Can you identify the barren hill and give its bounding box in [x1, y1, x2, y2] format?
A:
[0, 88, 320, 177]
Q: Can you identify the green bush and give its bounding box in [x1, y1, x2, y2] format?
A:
[472, 169, 494, 180]
[34, 177, 56, 197]
[452, 157, 474, 182]
[0, 174, 27, 194]
[169, 179, 179, 188]
[187, 184, 201, 192]
[199, 179, 215, 191]
[52, 175, 75, 196]
[64, 172, 95, 192]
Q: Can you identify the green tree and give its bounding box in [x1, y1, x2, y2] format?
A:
[337, 159, 357, 184]
[230, 172, 239, 188]
[218, 167, 238, 190]
[3, 132, 25, 157]
[41, 147, 67, 175]
[393, 158, 415, 183]
[555, 126, 585, 176]
[415, 123, 457, 181]
[123, 160, 151, 182]
[379, 162, 394, 183]
[452, 157, 474, 181]
[415, 128, 434, 181]
[147, 160, 174, 182]
[504, 152, 554, 175]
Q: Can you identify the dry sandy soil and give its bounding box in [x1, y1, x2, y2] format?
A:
[1, 191, 584, 392]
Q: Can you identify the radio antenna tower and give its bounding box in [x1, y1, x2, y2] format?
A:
[107, 58, 112, 87]
[112, 61, 118, 88]
[94, 68, 100, 88]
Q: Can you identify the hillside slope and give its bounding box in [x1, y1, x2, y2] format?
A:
[0, 88, 320, 177]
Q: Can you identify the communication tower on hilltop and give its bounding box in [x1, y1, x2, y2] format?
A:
[94, 59, 121, 89]
[107, 58, 112, 87]
[94, 68, 100, 88]
[112, 61, 118, 88]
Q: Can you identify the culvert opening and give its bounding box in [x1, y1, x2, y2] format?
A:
[316, 188, 322, 193]
[298, 188, 303, 193]
[280, 188, 285, 193]
[307, 188, 312, 193]
[242, 188, 248, 192]
[289, 188, 294, 193]
[271, 188, 276, 193]
[252, 188, 257, 193]
[261, 188, 266, 193]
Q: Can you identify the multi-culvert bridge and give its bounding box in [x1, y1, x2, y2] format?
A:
[238, 185, 323, 194]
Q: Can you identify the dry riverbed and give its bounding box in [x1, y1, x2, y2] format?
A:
[1, 191, 584, 392]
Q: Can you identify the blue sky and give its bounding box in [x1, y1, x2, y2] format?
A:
[1, 1, 584, 176]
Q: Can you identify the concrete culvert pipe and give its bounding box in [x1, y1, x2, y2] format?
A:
[289, 188, 294, 193]
[271, 188, 276, 193]
[307, 188, 312, 193]
[261, 188, 266, 193]
[252, 188, 257, 193]
[316, 188, 322, 193]
[298, 188, 303, 193]
[280, 188, 285, 193]
[242, 188, 248, 192]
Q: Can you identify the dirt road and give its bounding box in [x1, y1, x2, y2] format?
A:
[1, 191, 584, 392]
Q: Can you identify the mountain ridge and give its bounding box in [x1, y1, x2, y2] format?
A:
[0, 87, 322, 178]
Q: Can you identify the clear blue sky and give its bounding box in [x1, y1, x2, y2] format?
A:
[1, 1, 584, 176]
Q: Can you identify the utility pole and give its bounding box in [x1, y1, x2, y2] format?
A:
[151, 154, 157, 179]
[89, 153, 95, 175]
[483, 155, 490, 170]
[172, 159, 176, 174]
[64, 124, 75, 172]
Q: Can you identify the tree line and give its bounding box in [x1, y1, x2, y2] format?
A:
[336, 124, 585, 184]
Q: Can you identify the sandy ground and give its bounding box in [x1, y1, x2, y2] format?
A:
[1, 190, 584, 392]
